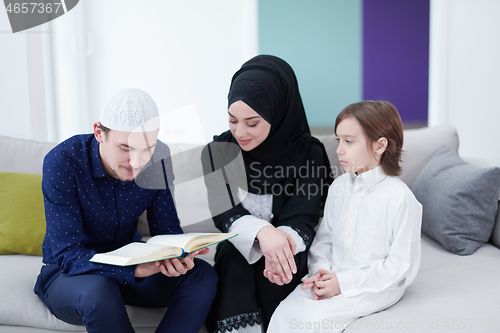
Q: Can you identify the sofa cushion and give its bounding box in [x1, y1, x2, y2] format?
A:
[0, 255, 86, 331]
[0, 172, 46, 255]
[344, 234, 500, 332]
[168, 144, 213, 228]
[412, 146, 500, 255]
[0, 255, 166, 331]
[0, 135, 55, 175]
[400, 125, 459, 188]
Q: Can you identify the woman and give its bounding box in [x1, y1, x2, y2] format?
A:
[203, 55, 333, 333]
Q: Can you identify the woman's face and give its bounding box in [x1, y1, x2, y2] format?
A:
[228, 100, 271, 151]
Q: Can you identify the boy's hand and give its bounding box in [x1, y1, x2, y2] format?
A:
[301, 271, 321, 290]
[311, 268, 341, 299]
[302, 270, 326, 300]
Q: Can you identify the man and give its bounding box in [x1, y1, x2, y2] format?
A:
[34, 88, 217, 333]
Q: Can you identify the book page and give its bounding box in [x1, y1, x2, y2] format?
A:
[100, 242, 165, 258]
[146, 233, 214, 248]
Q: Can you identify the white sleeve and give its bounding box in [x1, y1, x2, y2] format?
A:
[307, 189, 335, 276]
[228, 215, 271, 264]
[277, 226, 306, 254]
[336, 195, 422, 298]
[307, 217, 334, 276]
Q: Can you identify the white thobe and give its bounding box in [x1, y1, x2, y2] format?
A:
[268, 166, 422, 333]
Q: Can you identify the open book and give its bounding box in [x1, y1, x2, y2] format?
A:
[90, 233, 236, 266]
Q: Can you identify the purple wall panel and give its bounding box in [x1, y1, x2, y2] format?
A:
[363, 0, 430, 125]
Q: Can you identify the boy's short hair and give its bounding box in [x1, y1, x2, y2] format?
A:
[334, 101, 404, 176]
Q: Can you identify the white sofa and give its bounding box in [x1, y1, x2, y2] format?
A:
[1, 125, 499, 333]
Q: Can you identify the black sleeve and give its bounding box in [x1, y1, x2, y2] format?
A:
[272, 144, 331, 248]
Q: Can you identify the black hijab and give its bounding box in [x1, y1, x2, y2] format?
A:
[214, 55, 332, 194]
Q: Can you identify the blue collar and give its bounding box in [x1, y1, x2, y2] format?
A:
[90, 137, 110, 179]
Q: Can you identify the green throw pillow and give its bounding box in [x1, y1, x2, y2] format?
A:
[0, 172, 46, 255]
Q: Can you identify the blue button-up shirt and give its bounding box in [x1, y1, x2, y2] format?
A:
[41, 134, 181, 285]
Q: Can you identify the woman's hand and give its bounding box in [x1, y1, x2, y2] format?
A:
[263, 256, 287, 285]
[257, 225, 297, 283]
[134, 248, 209, 278]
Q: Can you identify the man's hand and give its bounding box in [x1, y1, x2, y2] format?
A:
[134, 247, 209, 278]
[134, 261, 162, 278]
[257, 226, 297, 283]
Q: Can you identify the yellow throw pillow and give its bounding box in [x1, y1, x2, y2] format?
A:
[0, 172, 45, 255]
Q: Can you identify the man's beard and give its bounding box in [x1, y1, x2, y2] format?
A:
[112, 168, 135, 182]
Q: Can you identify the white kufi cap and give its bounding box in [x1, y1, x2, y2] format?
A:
[100, 88, 160, 132]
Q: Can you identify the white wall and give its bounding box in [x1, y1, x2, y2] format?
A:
[429, 0, 500, 166]
[0, 5, 56, 142]
[0, 10, 31, 140]
[48, 3, 90, 142]
[1, 0, 258, 144]
[81, 0, 258, 144]
[4, 0, 500, 163]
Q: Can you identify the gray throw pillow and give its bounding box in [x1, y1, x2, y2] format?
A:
[490, 201, 500, 249]
[412, 146, 500, 255]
